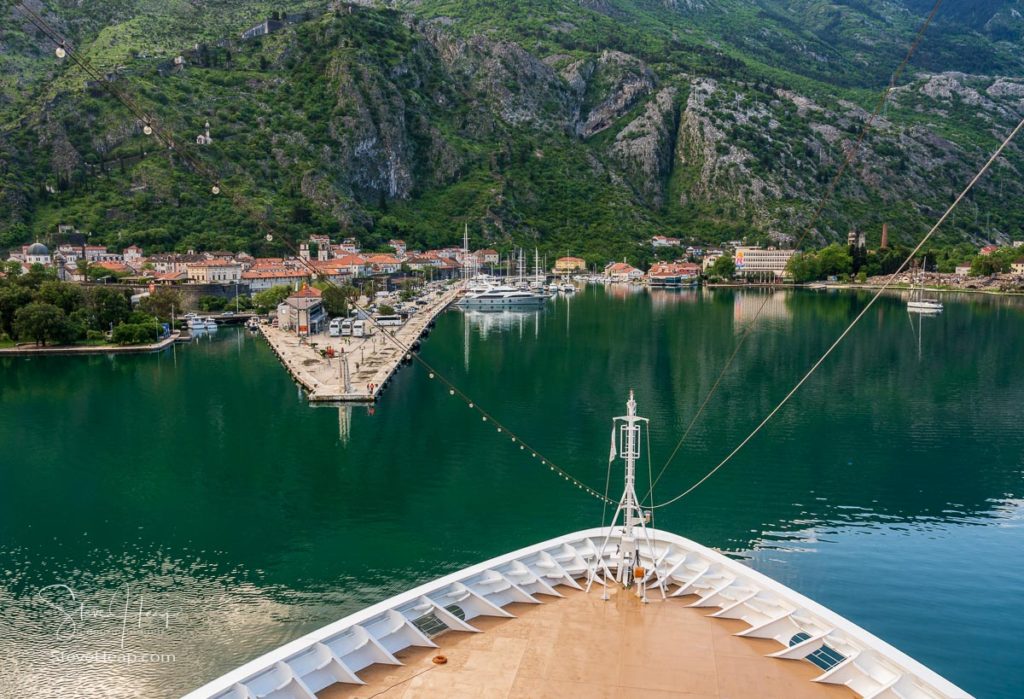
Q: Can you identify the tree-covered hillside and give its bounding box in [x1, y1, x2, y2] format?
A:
[1, 0, 1022, 263]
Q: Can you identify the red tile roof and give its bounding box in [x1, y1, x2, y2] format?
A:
[366, 254, 400, 264]
[289, 285, 322, 298]
[606, 262, 640, 274]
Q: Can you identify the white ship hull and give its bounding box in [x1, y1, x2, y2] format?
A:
[458, 294, 547, 308]
[907, 300, 943, 312]
[185, 527, 971, 699]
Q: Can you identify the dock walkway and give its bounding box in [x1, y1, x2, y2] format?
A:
[260, 285, 461, 402]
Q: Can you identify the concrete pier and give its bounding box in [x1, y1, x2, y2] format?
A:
[260, 285, 461, 401]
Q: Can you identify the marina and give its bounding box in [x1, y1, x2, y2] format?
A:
[259, 285, 462, 401]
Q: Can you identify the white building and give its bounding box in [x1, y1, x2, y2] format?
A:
[23, 242, 51, 266]
[388, 239, 407, 257]
[604, 261, 644, 282]
[241, 268, 310, 292]
[734, 247, 796, 279]
[123, 245, 144, 269]
[196, 121, 213, 146]
[186, 260, 242, 283]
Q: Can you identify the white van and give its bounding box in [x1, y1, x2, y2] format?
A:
[352, 319, 369, 337]
[340, 318, 353, 336]
[328, 318, 343, 337]
[375, 314, 402, 327]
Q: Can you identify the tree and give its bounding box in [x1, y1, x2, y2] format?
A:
[970, 248, 1017, 276]
[38, 281, 86, 315]
[198, 295, 227, 312]
[815, 244, 853, 278]
[786, 252, 818, 283]
[253, 285, 292, 313]
[140, 287, 183, 320]
[13, 302, 68, 346]
[321, 286, 349, 318]
[0, 284, 34, 337]
[15, 264, 54, 291]
[88, 287, 131, 330]
[377, 303, 395, 316]
[112, 323, 158, 345]
[708, 255, 735, 279]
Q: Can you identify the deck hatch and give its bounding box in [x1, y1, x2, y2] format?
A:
[413, 604, 466, 638]
[790, 632, 846, 670]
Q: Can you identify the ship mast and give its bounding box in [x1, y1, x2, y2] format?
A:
[588, 390, 663, 600]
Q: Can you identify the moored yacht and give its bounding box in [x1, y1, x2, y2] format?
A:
[184, 392, 971, 699]
[457, 284, 548, 308]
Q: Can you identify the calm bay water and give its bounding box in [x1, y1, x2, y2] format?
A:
[1, 286, 1022, 698]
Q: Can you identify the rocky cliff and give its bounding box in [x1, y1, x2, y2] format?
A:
[1, 0, 1022, 257]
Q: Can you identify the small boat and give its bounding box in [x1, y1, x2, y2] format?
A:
[203, 316, 219, 329]
[908, 258, 943, 312]
[185, 313, 206, 329]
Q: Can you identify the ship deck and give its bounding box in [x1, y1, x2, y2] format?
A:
[320, 584, 852, 699]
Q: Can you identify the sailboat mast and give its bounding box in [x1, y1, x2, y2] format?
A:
[462, 223, 470, 282]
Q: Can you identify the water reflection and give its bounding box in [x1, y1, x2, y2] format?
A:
[458, 307, 544, 340]
[648, 287, 699, 309]
[731, 289, 791, 327]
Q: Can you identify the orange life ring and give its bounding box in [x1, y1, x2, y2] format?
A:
[432, 655, 448, 665]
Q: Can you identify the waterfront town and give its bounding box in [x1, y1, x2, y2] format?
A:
[4, 225, 1024, 395]
[6, 226, 1024, 297]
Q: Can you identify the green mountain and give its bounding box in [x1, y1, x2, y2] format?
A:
[1, 0, 1022, 262]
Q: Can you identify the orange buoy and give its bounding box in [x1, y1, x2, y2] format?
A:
[633, 566, 646, 579]
[432, 655, 448, 665]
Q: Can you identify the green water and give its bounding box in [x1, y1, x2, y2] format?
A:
[1, 286, 1022, 698]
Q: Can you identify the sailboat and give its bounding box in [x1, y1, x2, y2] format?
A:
[907, 258, 943, 312]
[185, 392, 972, 699]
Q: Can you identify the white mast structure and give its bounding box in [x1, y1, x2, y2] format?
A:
[588, 390, 664, 601]
[461, 223, 470, 284]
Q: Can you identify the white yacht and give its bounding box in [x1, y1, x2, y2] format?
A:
[907, 259, 943, 313]
[465, 275, 496, 294]
[184, 393, 971, 699]
[458, 284, 548, 308]
[907, 298, 943, 313]
[184, 313, 220, 329]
